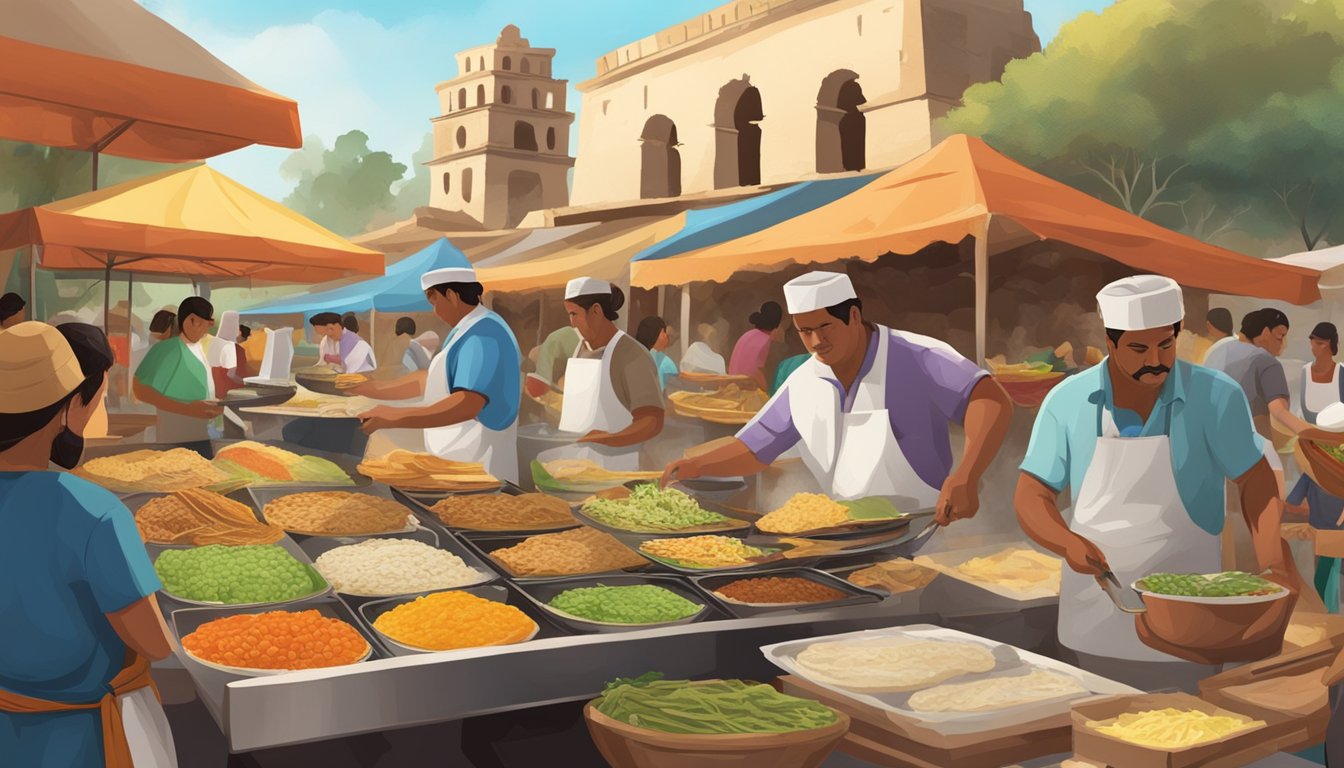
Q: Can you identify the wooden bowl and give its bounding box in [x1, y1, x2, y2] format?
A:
[1137, 589, 1295, 664]
[993, 373, 1066, 408]
[584, 703, 849, 768]
[1297, 439, 1344, 499]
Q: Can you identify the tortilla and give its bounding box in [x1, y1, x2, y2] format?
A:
[795, 637, 996, 693]
[908, 668, 1087, 713]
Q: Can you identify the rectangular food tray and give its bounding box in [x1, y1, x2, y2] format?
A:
[510, 573, 725, 634]
[248, 483, 422, 537]
[571, 494, 759, 541]
[357, 583, 567, 657]
[394, 485, 581, 537]
[456, 530, 650, 583]
[148, 534, 331, 610]
[690, 567, 883, 618]
[212, 440, 370, 489]
[293, 526, 499, 603]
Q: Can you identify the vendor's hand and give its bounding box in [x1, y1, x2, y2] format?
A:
[345, 380, 379, 397]
[1064, 534, 1109, 576]
[935, 472, 979, 526]
[577, 430, 614, 446]
[358, 406, 401, 434]
[661, 458, 702, 489]
[1300, 427, 1344, 444]
[187, 401, 223, 420]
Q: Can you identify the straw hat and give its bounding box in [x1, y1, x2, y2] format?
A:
[0, 322, 83, 413]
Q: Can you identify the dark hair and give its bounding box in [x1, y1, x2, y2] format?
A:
[635, 316, 668, 349]
[341, 312, 359, 333]
[428, 282, 484, 306]
[0, 323, 112, 453]
[1311, 322, 1339, 355]
[567, 286, 625, 321]
[149, 309, 176, 335]
[309, 312, 342, 327]
[238, 325, 251, 342]
[1105, 322, 1183, 346]
[1240, 308, 1289, 340]
[749, 301, 783, 331]
[395, 317, 417, 336]
[177, 296, 213, 332]
[825, 298, 863, 325]
[0, 292, 26, 323]
[1206, 307, 1233, 336]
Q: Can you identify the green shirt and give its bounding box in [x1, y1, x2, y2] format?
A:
[536, 326, 580, 384]
[135, 337, 209, 403]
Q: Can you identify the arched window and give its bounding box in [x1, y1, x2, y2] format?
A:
[442, 172, 451, 195]
[545, 92, 555, 109]
[465, 58, 472, 73]
[514, 121, 538, 151]
[456, 126, 466, 149]
[640, 115, 681, 199]
[546, 127, 556, 150]
[713, 79, 763, 188]
[478, 56, 485, 70]
[458, 88, 467, 110]
[521, 58, 531, 74]
[531, 89, 539, 109]
[462, 168, 473, 202]
[501, 85, 513, 104]
[476, 84, 485, 106]
[816, 71, 866, 173]
[502, 56, 512, 70]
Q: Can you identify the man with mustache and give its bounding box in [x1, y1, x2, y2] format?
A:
[1015, 275, 1299, 690]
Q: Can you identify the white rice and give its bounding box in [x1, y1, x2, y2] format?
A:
[314, 538, 486, 596]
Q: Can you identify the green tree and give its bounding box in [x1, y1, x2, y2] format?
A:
[389, 133, 433, 223]
[281, 130, 408, 237]
[942, 0, 1344, 250]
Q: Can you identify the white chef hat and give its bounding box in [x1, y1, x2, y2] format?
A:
[1097, 275, 1184, 331]
[783, 271, 857, 314]
[421, 267, 477, 291]
[565, 277, 611, 299]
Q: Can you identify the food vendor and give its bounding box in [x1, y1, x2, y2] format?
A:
[728, 301, 784, 390]
[1014, 275, 1297, 687]
[208, 309, 243, 399]
[354, 265, 522, 483]
[556, 277, 665, 466]
[309, 311, 376, 374]
[663, 271, 1011, 523]
[0, 322, 176, 767]
[133, 297, 223, 443]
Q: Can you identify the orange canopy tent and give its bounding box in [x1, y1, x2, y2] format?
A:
[0, 0, 301, 168]
[631, 135, 1322, 363]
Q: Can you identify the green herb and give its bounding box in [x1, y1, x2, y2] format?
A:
[549, 584, 700, 624]
[595, 673, 838, 734]
[1137, 571, 1282, 597]
[155, 544, 324, 604]
[583, 484, 730, 531]
[840, 498, 906, 521]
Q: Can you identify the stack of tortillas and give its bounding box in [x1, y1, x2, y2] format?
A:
[795, 637, 996, 693]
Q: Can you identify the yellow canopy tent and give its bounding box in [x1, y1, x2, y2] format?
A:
[631, 135, 1322, 363]
[475, 216, 684, 293]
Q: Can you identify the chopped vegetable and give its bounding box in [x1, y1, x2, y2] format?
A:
[155, 544, 322, 604]
[548, 584, 700, 624]
[1137, 571, 1282, 597]
[582, 484, 730, 532]
[639, 536, 774, 568]
[594, 672, 838, 734]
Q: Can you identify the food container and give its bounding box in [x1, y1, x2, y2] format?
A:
[212, 440, 369, 489]
[215, 383, 297, 410]
[692, 568, 882, 618]
[294, 372, 351, 397]
[171, 598, 380, 677]
[635, 535, 784, 574]
[357, 584, 555, 656]
[295, 526, 498, 602]
[512, 574, 718, 634]
[584, 702, 850, 768]
[457, 530, 649, 583]
[1134, 583, 1294, 663]
[394, 485, 580, 536]
[993, 372, 1066, 408]
[249, 484, 421, 537]
[1070, 693, 1286, 768]
[913, 543, 1062, 610]
[574, 492, 757, 540]
[149, 536, 331, 609]
[1297, 439, 1344, 499]
[125, 487, 274, 540]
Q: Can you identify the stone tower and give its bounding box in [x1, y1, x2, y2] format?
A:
[428, 25, 575, 229]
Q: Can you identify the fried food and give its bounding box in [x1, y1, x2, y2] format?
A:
[335, 373, 369, 390]
[668, 385, 769, 424]
[489, 527, 646, 577]
[359, 450, 501, 492]
[638, 535, 773, 569]
[373, 590, 537, 651]
[262, 492, 412, 536]
[429, 493, 574, 531]
[78, 448, 229, 493]
[540, 459, 662, 486]
[756, 493, 851, 534]
[183, 610, 369, 671]
[847, 559, 940, 593]
[917, 548, 1062, 595]
[213, 441, 353, 486]
[795, 637, 997, 693]
[136, 489, 284, 545]
[908, 669, 1087, 713]
[1088, 708, 1264, 749]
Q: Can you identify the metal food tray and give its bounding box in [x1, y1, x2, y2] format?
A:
[690, 567, 883, 618]
[214, 384, 297, 410]
[357, 584, 565, 657]
[456, 529, 650, 583]
[295, 527, 499, 603]
[572, 493, 758, 540]
[149, 535, 331, 610]
[760, 624, 1138, 737]
[390, 479, 518, 502]
[912, 542, 1062, 611]
[248, 483, 421, 538]
[394, 485, 581, 537]
[294, 373, 353, 397]
[510, 573, 723, 634]
[123, 487, 268, 533]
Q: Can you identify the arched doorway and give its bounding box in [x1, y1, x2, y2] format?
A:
[639, 115, 681, 199]
[816, 70, 866, 173]
[713, 78, 763, 189]
[506, 171, 544, 227]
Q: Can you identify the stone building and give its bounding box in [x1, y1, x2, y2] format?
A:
[427, 25, 575, 229]
[570, 0, 1038, 207]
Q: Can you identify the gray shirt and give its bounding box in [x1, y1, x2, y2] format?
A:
[1202, 340, 1289, 417]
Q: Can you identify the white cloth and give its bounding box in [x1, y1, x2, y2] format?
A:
[185, 340, 214, 400]
[1304, 362, 1340, 416]
[209, 311, 240, 369]
[121, 686, 178, 767]
[780, 324, 939, 506]
[556, 330, 640, 471]
[565, 276, 610, 299]
[1058, 407, 1220, 660]
[1204, 335, 1236, 361]
[344, 338, 376, 374]
[1096, 275, 1184, 331]
[783, 271, 857, 314]
[421, 267, 476, 291]
[680, 341, 726, 375]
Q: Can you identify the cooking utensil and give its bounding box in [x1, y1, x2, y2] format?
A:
[1097, 570, 1146, 614]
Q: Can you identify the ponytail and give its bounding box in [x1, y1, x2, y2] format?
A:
[569, 286, 625, 321]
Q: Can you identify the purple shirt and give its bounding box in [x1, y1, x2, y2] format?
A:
[737, 328, 988, 490]
[729, 329, 772, 377]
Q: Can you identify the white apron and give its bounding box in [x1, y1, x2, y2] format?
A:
[785, 326, 940, 507]
[120, 686, 178, 767]
[1059, 407, 1221, 661]
[555, 331, 640, 472]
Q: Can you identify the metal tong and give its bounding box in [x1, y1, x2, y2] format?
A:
[1096, 569, 1147, 614]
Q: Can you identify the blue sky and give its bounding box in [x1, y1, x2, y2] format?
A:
[141, 0, 1116, 201]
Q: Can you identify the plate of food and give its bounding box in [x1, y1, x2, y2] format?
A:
[360, 587, 540, 654]
[576, 484, 754, 537]
[153, 542, 330, 608]
[253, 488, 420, 537]
[636, 535, 782, 572]
[412, 489, 579, 534]
[531, 459, 663, 495]
[133, 489, 286, 546]
[1132, 571, 1289, 606]
[359, 450, 502, 493]
[461, 527, 651, 581]
[514, 575, 712, 633]
[177, 607, 372, 676]
[753, 494, 916, 538]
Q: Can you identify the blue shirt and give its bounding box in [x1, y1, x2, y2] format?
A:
[1020, 359, 1265, 535]
[651, 350, 678, 392]
[0, 472, 161, 767]
[1288, 474, 1344, 532]
[443, 307, 522, 431]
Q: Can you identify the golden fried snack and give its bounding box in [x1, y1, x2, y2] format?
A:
[430, 493, 575, 531]
[358, 450, 500, 492]
[489, 527, 645, 577]
[79, 449, 229, 493]
[262, 492, 412, 536]
[136, 489, 285, 546]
